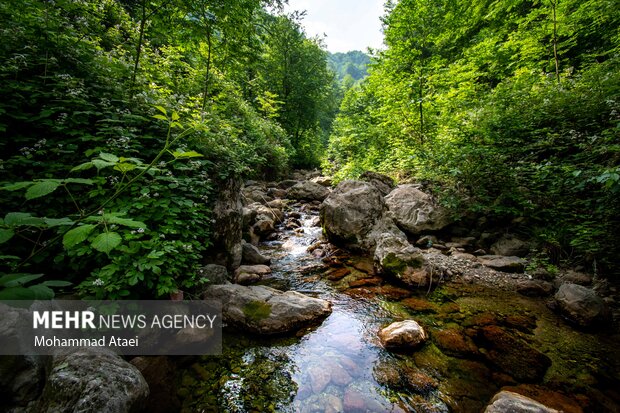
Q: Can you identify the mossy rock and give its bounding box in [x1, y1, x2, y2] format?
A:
[243, 300, 272, 322]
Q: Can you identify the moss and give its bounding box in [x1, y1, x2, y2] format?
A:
[243, 300, 272, 322]
[381, 252, 424, 276]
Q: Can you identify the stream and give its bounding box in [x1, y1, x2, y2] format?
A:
[178, 202, 620, 412]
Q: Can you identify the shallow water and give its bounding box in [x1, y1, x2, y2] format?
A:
[179, 205, 620, 413]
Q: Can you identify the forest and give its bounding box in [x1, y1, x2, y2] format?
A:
[1, 0, 618, 300]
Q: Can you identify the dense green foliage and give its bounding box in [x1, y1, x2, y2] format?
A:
[0, 0, 338, 298]
[326, 0, 620, 273]
[328, 51, 371, 84]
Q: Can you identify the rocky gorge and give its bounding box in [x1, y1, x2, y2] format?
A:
[2, 170, 619, 412]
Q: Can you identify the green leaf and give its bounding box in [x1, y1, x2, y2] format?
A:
[92, 159, 116, 170]
[171, 111, 180, 121]
[70, 162, 94, 172]
[105, 215, 147, 229]
[99, 152, 119, 163]
[0, 286, 35, 300]
[91, 232, 122, 254]
[0, 273, 44, 287]
[63, 178, 94, 185]
[63, 224, 97, 249]
[4, 212, 44, 226]
[152, 114, 168, 121]
[1, 182, 33, 191]
[172, 150, 203, 159]
[28, 284, 54, 299]
[44, 217, 74, 227]
[114, 163, 136, 173]
[25, 181, 61, 200]
[155, 105, 167, 115]
[41, 280, 72, 287]
[0, 228, 14, 244]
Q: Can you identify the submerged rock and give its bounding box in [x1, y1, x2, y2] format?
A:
[484, 390, 560, 413]
[478, 255, 526, 273]
[384, 184, 451, 235]
[34, 348, 148, 413]
[379, 320, 428, 350]
[553, 283, 610, 328]
[203, 284, 331, 335]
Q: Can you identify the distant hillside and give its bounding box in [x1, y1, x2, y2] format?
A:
[328, 51, 371, 82]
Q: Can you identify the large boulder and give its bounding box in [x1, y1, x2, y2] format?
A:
[197, 264, 229, 285]
[553, 283, 610, 328]
[379, 320, 428, 350]
[320, 180, 385, 249]
[359, 171, 395, 196]
[34, 348, 149, 413]
[374, 234, 430, 287]
[490, 235, 530, 257]
[203, 284, 332, 335]
[287, 181, 330, 202]
[384, 185, 451, 235]
[241, 241, 270, 265]
[210, 178, 243, 270]
[484, 390, 559, 413]
[478, 255, 527, 273]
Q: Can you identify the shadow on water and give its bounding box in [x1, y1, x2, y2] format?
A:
[178, 205, 620, 413]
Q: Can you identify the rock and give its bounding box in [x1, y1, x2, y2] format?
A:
[267, 187, 288, 199]
[484, 390, 560, 413]
[241, 207, 257, 229]
[433, 328, 479, 357]
[209, 178, 243, 270]
[400, 297, 438, 313]
[384, 185, 451, 235]
[501, 385, 584, 413]
[516, 279, 554, 297]
[476, 325, 551, 382]
[266, 199, 285, 209]
[203, 284, 331, 335]
[348, 277, 382, 288]
[234, 264, 271, 285]
[343, 381, 391, 412]
[553, 283, 610, 328]
[359, 171, 395, 196]
[490, 235, 530, 257]
[415, 235, 438, 248]
[35, 348, 148, 413]
[130, 356, 180, 413]
[374, 234, 430, 287]
[555, 270, 593, 286]
[252, 218, 275, 238]
[379, 320, 428, 350]
[351, 258, 375, 274]
[320, 180, 385, 249]
[307, 365, 331, 393]
[241, 241, 270, 265]
[197, 264, 229, 285]
[324, 267, 351, 281]
[287, 181, 330, 202]
[310, 176, 333, 187]
[478, 255, 526, 273]
[277, 179, 299, 189]
[242, 185, 271, 204]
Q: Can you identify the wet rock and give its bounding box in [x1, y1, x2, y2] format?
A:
[242, 207, 258, 229]
[351, 258, 375, 274]
[379, 320, 428, 350]
[320, 180, 385, 249]
[516, 279, 554, 297]
[324, 267, 351, 281]
[252, 218, 275, 238]
[328, 362, 353, 386]
[242, 184, 271, 204]
[234, 264, 271, 285]
[35, 348, 148, 413]
[490, 235, 530, 257]
[277, 179, 299, 189]
[266, 199, 285, 210]
[484, 390, 560, 413]
[266, 187, 287, 199]
[553, 283, 610, 328]
[203, 284, 332, 335]
[374, 234, 430, 287]
[502, 384, 584, 413]
[241, 241, 271, 265]
[359, 171, 395, 196]
[384, 185, 451, 235]
[401, 367, 439, 394]
[301, 393, 343, 413]
[311, 176, 333, 187]
[198, 264, 229, 285]
[555, 270, 593, 286]
[287, 181, 330, 202]
[348, 277, 382, 288]
[433, 328, 479, 357]
[130, 356, 180, 413]
[343, 381, 390, 412]
[476, 325, 551, 382]
[415, 235, 438, 248]
[478, 255, 526, 273]
[401, 297, 438, 313]
[307, 365, 331, 393]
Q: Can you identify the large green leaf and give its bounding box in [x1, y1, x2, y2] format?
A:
[1, 182, 33, 191]
[63, 178, 94, 185]
[0, 228, 14, 244]
[28, 284, 55, 299]
[4, 212, 44, 226]
[91, 232, 122, 254]
[105, 215, 147, 229]
[41, 280, 72, 287]
[70, 162, 94, 172]
[44, 217, 74, 227]
[62, 224, 97, 249]
[25, 180, 61, 200]
[0, 286, 36, 300]
[99, 152, 119, 163]
[92, 159, 116, 170]
[0, 273, 44, 287]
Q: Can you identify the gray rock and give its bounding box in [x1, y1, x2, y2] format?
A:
[277, 179, 300, 189]
[359, 171, 395, 196]
[320, 180, 385, 250]
[490, 235, 530, 257]
[203, 284, 331, 335]
[241, 241, 271, 265]
[385, 185, 451, 235]
[242, 185, 271, 204]
[554, 283, 610, 328]
[484, 390, 559, 413]
[478, 255, 527, 273]
[34, 348, 148, 413]
[197, 264, 229, 285]
[310, 176, 333, 187]
[516, 279, 554, 297]
[374, 234, 430, 287]
[415, 235, 438, 248]
[379, 320, 428, 350]
[287, 181, 330, 202]
[210, 178, 243, 270]
[241, 207, 257, 229]
[234, 264, 271, 285]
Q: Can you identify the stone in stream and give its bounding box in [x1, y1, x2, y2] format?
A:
[552, 283, 610, 328]
[203, 284, 331, 335]
[287, 181, 330, 202]
[484, 390, 560, 413]
[384, 184, 452, 235]
[34, 348, 149, 413]
[320, 180, 385, 250]
[241, 240, 271, 265]
[234, 264, 271, 285]
[478, 255, 527, 273]
[379, 320, 428, 350]
[373, 233, 431, 287]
